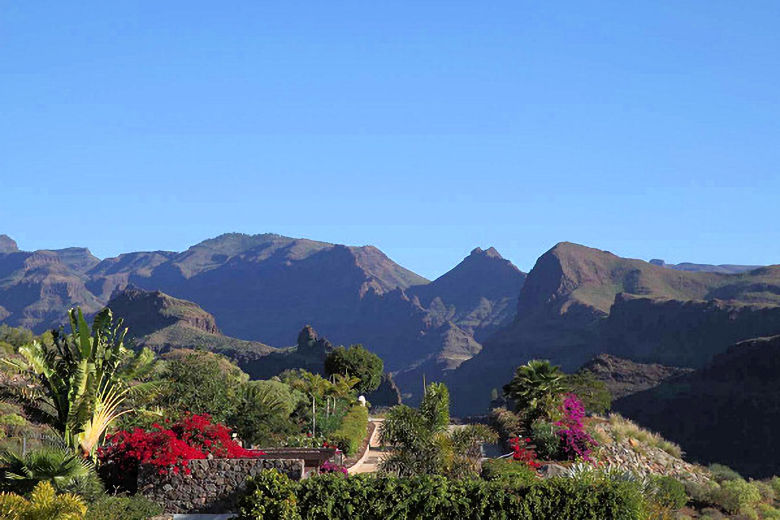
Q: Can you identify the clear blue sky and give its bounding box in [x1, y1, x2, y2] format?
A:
[1, 2, 779, 279]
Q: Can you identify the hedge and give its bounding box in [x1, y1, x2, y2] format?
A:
[329, 405, 368, 456]
[237, 471, 646, 520]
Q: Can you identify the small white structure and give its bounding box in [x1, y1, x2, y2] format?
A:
[358, 395, 367, 406]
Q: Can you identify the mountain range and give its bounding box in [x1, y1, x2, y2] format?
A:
[0, 233, 526, 401]
[3, 233, 780, 410]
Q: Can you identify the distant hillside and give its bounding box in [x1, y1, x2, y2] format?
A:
[615, 335, 780, 478]
[448, 242, 780, 415]
[106, 287, 276, 363]
[649, 258, 761, 274]
[0, 233, 525, 401]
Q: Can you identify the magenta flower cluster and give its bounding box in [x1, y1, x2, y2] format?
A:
[555, 394, 597, 462]
[320, 460, 348, 475]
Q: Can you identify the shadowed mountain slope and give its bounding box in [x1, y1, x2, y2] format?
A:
[614, 335, 780, 478]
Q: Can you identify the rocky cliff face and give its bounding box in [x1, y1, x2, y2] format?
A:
[614, 335, 780, 478]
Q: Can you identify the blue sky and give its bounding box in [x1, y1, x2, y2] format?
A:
[1, 2, 779, 279]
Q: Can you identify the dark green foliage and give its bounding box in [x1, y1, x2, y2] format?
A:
[480, 458, 538, 486]
[159, 349, 248, 423]
[530, 420, 561, 460]
[324, 344, 383, 394]
[0, 446, 100, 496]
[650, 476, 687, 509]
[565, 372, 612, 414]
[237, 469, 300, 520]
[85, 495, 163, 520]
[708, 463, 743, 483]
[0, 324, 34, 351]
[503, 360, 567, 423]
[418, 382, 450, 432]
[329, 405, 368, 456]
[239, 471, 646, 520]
[489, 407, 523, 448]
[230, 380, 299, 447]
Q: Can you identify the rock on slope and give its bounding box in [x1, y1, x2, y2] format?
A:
[579, 354, 693, 399]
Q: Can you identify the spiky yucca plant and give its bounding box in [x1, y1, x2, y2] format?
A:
[0, 308, 157, 458]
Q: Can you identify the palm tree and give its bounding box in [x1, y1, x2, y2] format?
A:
[0, 447, 96, 496]
[0, 308, 156, 458]
[502, 359, 567, 422]
[379, 382, 496, 477]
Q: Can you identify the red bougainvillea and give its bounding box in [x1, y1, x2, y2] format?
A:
[509, 437, 541, 469]
[99, 413, 264, 476]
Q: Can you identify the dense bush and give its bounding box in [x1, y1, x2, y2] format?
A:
[489, 407, 523, 448]
[650, 476, 688, 509]
[713, 479, 762, 516]
[238, 470, 647, 520]
[328, 405, 368, 456]
[324, 344, 384, 394]
[708, 463, 743, 483]
[555, 394, 597, 461]
[565, 371, 612, 415]
[480, 458, 538, 486]
[85, 495, 162, 520]
[530, 419, 560, 460]
[237, 469, 299, 520]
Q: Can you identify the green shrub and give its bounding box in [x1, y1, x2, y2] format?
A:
[684, 480, 720, 508]
[86, 495, 162, 520]
[650, 476, 687, 509]
[752, 479, 775, 503]
[329, 405, 368, 456]
[771, 476, 780, 498]
[489, 407, 524, 444]
[480, 458, 538, 486]
[708, 463, 743, 483]
[713, 479, 761, 516]
[758, 503, 780, 520]
[237, 470, 300, 520]
[530, 420, 560, 460]
[239, 471, 646, 520]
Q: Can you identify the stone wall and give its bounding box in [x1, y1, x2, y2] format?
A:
[138, 458, 304, 514]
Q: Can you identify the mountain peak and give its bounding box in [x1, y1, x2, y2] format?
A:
[469, 246, 502, 259]
[0, 235, 18, 253]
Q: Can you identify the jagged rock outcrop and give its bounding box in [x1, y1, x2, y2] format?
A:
[0, 235, 19, 254]
[579, 354, 693, 399]
[365, 373, 402, 407]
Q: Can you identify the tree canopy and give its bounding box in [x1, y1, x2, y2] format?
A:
[324, 344, 383, 394]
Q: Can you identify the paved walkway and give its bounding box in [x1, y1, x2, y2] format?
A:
[349, 418, 385, 474]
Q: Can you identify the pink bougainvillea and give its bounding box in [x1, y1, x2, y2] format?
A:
[555, 394, 597, 462]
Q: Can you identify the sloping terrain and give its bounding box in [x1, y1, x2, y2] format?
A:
[106, 287, 277, 363]
[614, 335, 780, 478]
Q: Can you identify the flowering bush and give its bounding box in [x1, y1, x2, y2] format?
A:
[555, 394, 597, 462]
[319, 461, 348, 475]
[99, 414, 264, 479]
[508, 437, 541, 469]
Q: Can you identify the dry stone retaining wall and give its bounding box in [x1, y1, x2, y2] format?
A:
[138, 458, 304, 514]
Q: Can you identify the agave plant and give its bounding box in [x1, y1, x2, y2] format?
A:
[0, 480, 86, 520]
[0, 308, 157, 458]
